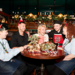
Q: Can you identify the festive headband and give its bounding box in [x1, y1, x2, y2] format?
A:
[0, 24, 2, 28]
[64, 22, 68, 26]
[18, 17, 23, 26]
[64, 20, 68, 26]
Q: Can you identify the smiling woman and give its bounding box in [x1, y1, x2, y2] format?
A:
[34, 24, 49, 44]
[46, 24, 75, 75]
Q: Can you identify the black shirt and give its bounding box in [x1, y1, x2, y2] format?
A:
[11, 31, 28, 48]
[10, 31, 29, 62]
[48, 27, 65, 40]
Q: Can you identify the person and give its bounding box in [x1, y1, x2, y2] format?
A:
[48, 20, 65, 47]
[11, 19, 37, 75]
[46, 24, 75, 75]
[35, 24, 49, 44]
[34, 24, 49, 74]
[0, 23, 27, 75]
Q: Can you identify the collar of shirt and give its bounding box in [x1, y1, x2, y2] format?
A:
[18, 31, 25, 37]
[0, 39, 4, 43]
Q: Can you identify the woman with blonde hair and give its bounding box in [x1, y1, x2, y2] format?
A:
[35, 24, 49, 44]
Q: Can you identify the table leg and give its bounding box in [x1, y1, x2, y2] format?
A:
[40, 63, 45, 75]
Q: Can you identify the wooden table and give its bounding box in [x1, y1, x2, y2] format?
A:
[21, 50, 65, 75]
[21, 49, 65, 60]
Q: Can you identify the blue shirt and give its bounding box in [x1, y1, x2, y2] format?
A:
[63, 38, 75, 55]
[0, 39, 20, 61]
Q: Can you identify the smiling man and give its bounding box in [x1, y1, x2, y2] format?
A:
[11, 19, 37, 75]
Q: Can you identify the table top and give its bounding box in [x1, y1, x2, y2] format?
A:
[21, 49, 65, 60]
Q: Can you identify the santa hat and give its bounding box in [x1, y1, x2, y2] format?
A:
[18, 17, 23, 26]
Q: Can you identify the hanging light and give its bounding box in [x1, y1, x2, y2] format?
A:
[48, 15, 52, 19]
[28, 13, 33, 17]
[64, 14, 67, 19]
[58, 13, 63, 18]
[33, 15, 37, 19]
[14, 14, 19, 19]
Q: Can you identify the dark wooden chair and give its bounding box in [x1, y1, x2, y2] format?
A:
[70, 69, 75, 75]
[31, 69, 36, 75]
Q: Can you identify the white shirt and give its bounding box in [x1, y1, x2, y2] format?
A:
[63, 38, 75, 55]
[34, 34, 49, 42]
[0, 39, 20, 61]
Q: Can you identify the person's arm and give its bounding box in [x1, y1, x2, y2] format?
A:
[0, 47, 25, 61]
[0, 48, 20, 61]
[44, 34, 49, 42]
[63, 54, 75, 61]
[0, 40, 25, 61]
[48, 30, 54, 38]
[63, 39, 75, 61]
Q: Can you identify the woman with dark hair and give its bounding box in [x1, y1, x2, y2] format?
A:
[0, 23, 27, 75]
[46, 24, 75, 75]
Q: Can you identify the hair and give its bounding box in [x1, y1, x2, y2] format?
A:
[0, 23, 8, 31]
[19, 21, 25, 24]
[37, 24, 46, 34]
[63, 23, 75, 42]
[0, 26, 6, 31]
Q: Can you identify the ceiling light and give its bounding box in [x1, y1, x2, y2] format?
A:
[12, 11, 14, 13]
[18, 7, 20, 9]
[49, 8, 51, 9]
[58, 13, 63, 18]
[35, 8, 36, 9]
[24, 11, 26, 13]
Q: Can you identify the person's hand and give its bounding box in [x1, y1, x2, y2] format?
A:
[18, 46, 24, 52]
[57, 47, 63, 50]
[26, 31, 30, 37]
[63, 57, 72, 61]
[24, 45, 28, 49]
[63, 54, 75, 61]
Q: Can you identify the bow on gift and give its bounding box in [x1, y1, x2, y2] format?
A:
[0, 24, 2, 28]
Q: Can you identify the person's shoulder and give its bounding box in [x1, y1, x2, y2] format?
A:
[44, 34, 48, 36]
[24, 32, 28, 36]
[49, 29, 55, 33]
[71, 38, 75, 42]
[12, 31, 18, 36]
[3, 39, 8, 43]
[11, 31, 18, 39]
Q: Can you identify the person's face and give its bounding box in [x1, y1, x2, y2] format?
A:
[0, 30, 8, 39]
[54, 24, 62, 32]
[63, 26, 67, 38]
[18, 23, 26, 32]
[40, 27, 46, 36]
